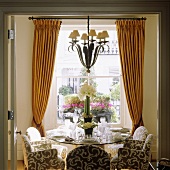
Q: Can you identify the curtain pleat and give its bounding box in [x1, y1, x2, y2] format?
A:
[116, 20, 145, 134]
[32, 20, 61, 136]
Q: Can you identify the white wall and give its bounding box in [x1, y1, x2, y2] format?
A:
[143, 15, 158, 159]
[13, 15, 158, 160]
[14, 16, 34, 160]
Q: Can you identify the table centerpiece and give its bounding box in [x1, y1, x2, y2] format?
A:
[77, 81, 97, 136]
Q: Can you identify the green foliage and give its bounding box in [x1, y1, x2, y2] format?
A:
[111, 83, 120, 101]
[91, 94, 112, 114]
[64, 94, 81, 105]
[63, 94, 84, 113]
[93, 94, 110, 103]
[111, 108, 119, 123]
[58, 85, 73, 96]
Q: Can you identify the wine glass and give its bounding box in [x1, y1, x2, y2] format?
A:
[73, 112, 79, 123]
[78, 108, 82, 116]
[59, 106, 64, 123]
[100, 117, 106, 123]
[69, 123, 76, 139]
[98, 125, 106, 136]
[65, 119, 71, 129]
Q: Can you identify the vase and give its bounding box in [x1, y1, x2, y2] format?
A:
[84, 128, 93, 136]
[84, 96, 90, 116]
[84, 117, 92, 123]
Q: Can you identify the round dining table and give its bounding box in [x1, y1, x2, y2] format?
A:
[50, 135, 126, 149]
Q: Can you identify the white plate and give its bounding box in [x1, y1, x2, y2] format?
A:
[53, 135, 65, 139]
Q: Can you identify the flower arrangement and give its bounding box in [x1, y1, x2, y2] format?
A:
[78, 120, 98, 129]
[77, 81, 97, 136]
[78, 81, 96, 117]
[78, 81, 96, 101]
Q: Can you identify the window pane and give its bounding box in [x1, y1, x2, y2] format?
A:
[55, 23, 126, 126]
[57, 76, 121, 124]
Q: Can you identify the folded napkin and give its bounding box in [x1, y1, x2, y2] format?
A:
[113, 132, 123, 141]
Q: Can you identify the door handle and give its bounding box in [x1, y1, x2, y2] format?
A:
[16, 131, 22, 135]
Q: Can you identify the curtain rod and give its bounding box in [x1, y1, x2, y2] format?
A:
[28, 16, 147, 20]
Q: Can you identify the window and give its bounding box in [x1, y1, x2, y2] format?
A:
[54, 20, 131, 127]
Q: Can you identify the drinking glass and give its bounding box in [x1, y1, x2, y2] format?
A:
[100, 117, 106, 123]
[73, 112, 79, 123]
[98, 125, 105, 135]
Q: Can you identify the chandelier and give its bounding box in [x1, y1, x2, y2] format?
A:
[68, 16, 109, 73]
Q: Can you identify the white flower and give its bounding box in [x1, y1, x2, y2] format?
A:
[78, 82, 96, 101]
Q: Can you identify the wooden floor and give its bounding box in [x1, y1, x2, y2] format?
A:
[8, 160, 25, 170]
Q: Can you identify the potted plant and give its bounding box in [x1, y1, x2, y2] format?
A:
[90, 94, 114, 123]
[62, 94, 84, 122]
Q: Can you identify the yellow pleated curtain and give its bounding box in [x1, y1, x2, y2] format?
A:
[32, 19, 61, 136]
[116, 19, 145, 134]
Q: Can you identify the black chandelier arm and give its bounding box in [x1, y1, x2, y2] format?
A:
[68, 44, 74, 52]
[90, 45, 104, 67]
[104, 44, 110, 53]
[89, 43, 94, 66]
[74, 44, 87, 68]
[83, 46, 89, 67]
[68, 41, 77, 52]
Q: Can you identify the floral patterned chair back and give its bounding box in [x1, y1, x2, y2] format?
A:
[21, 135, 65, 170]
[133, 126, 148, 140]
[107, 126, 148, 158]
[66, 144, 110, 170]
[26, 127, 68, 160]
[110, 134, 154, 170]
[26, 127, 42, 141]
[143, 134, 154, 152]
[158, 158, 170, 170]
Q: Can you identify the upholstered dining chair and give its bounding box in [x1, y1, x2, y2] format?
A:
[158, 158, 170, 169]
[21, 134, 65, 170]
[110, 134, 154, 170]
[66, 144, 110, 170]
[26, 127, 68, 159]
[107, 126, 148, 158]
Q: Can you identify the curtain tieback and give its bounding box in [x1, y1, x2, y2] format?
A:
[134, 114, 143, 128]
[33, 117, 42, 128]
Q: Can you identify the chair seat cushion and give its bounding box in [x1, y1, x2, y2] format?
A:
[32, 143, 52, 151]
[111, 154, 118, 163]
[107, 143, 123, 158]
[52, 144, 68, 159]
